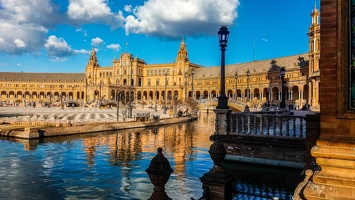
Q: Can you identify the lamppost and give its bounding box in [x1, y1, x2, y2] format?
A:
[185, 72, 188, 102]
[164, 72, 167, 114]
[49, 85, 52, 102]
[99, 81, 103, 102]
[60, 85, 63, 102]
[191, 69, 195, 100]
[267, 87, 271, 107]
[246, 69, 250, 102]
[217, 25, 230, 109]
[280, 67, 286, 109]
[85, 83, 88, 103]
[155, 80, 158, 112]
[24, 88, 27, 106]
[116, 91, 121, 123]
[235, 72, 238, 100]
[72, 86, 74, 101]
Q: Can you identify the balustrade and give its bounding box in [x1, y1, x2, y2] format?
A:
[229, 112, 305, 138]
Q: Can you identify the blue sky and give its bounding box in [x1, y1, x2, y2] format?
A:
[0, 0, 320, 73]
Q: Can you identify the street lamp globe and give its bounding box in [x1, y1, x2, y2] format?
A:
[280, 67, 286, 78]
[218, 26, 230, 47]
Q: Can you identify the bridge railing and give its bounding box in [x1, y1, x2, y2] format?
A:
[229, 112, 306, 138]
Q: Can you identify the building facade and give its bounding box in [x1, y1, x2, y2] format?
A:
[0, 7, 320, 110]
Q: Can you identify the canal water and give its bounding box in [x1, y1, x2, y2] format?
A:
[0, 112, 303, 200]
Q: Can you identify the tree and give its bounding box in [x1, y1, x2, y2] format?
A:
[36, 114, 40, 125]
[185, 98, 199, 117]
[43, 114, 49, 125]
[67, 115, 76, 126]
[28, 114, 33, 125]
[54, 114, 58, 125]
[172, 97, 183, 118]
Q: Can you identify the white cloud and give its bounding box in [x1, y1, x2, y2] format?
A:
[74, 49, 91, 54]
[0, 0, 124, 57]
[106, 43, 121, 51]
[0, 21, 48, 54]
[75, 27, 88, 36]
[0, 0, 240, 58]
[0, 0, 57, 55]
[124, 5, 132, 13]
[67, 0, 125, 28]
[0, 0, 63, 28]
[44, 35, 74, 60]
[124, 0, 239, 38]
[91, 37, 104, 46]
[262, 38, 268, 42]
[14, 39, 26, 48]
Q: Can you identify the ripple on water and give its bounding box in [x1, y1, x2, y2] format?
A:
[0, 113, 300, 199]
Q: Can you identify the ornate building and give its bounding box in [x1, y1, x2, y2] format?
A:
[0, 7, 320, 110]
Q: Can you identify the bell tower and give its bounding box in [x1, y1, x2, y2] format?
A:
[176, 36, 189, 62]
[308, 4, 320, 110]
[86, 48, 100, 85]
[175, 36, 190, 76]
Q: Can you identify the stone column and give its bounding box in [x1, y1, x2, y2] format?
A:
[213, 109, 232, 135]
[290, 91, 293, 100]
[298, 90, 301, 100]
[200, 110, 233, 200]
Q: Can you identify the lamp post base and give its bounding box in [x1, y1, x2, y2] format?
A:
[244, 105, 250, 112]
[216, 96, 229, 109]
[280, 102, 286, 109]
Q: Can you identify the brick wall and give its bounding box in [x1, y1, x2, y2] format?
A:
[320, 0, 355, 139]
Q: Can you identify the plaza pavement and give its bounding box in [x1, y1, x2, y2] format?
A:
[0, 105, 315, 125]
[0, 105, 172, 124]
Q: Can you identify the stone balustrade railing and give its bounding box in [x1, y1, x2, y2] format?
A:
[229, 112, 306, 138]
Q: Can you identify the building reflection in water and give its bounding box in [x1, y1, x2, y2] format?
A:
[0, 111, 302, 199]
[76, 113, 214, 198]
[81, 119, 211, 176]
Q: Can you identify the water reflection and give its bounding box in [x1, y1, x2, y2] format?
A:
[0, 114, 214, 200]
[0, 112, 302, 199]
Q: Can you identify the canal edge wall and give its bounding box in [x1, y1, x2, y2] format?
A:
[0, 117, 196, 139]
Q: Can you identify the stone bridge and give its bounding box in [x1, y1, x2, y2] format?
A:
[198, 99, 248, 112]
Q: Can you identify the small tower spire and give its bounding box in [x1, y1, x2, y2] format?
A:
[89, 48, 98, 65]
[311, 3, 320, 25]
[125, 41, 128, 53]
[177, 36, 188, 61]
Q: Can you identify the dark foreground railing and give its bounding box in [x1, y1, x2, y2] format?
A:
[229, 112, 306, 138]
